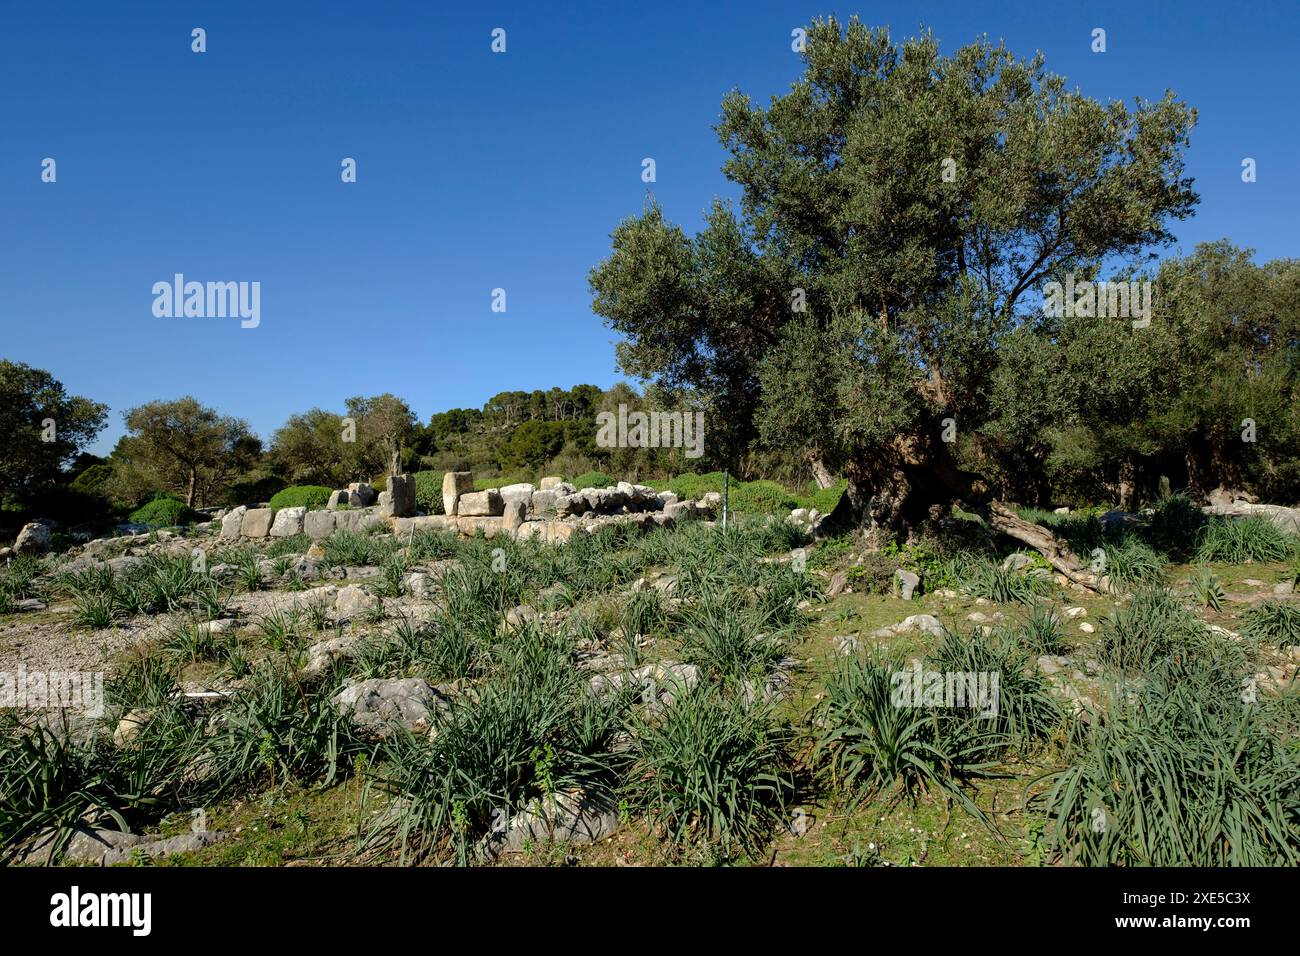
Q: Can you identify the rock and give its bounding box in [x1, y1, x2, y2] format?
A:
[1243, 578, 1266, 587]
[326, 490, 348, 510]
[479, 789, 619, 859]
[1002, 553, 1034, 572]
[442, 471, 474, 516]
[530, 488, 560, 516]
[1036, 655, 1071, 675]
[1274, 581, 1296, 595]
[240, 508, 275, 538]
[197, 618, 239, 635]
[895, 614, 944, 637]
[15, 599, 46, 612]
[334, 678, 450, 738]
[894, 569, 921, 600]
[966, 612, 991, 623]
[113, 708, 154, 746]
[506, 604, 537, 631]
[502, 497, 528, 533]
[1078, 622, 1095, 634]
[334, 584, 378, 620]
[14, 522, 51, 556]
[101, 830, 225, 865]
[1064, 606, 1088, 618]
[348, 482, 377, 507]
[458, 489, 503, 517]
[835, 634, 860, 656]
[220, 506, 248, 539]
[302, 634, 362, 676]
[826, 571, 849, 598]
[539, 476, 565, 491]
[303, 510, 336, 539]
[1053, 506, 1071, 515]
[500, 482, 535, 501]
[379, 474, 417, 518]
[789, 809, 812, 838]
[404, 572, 432, 598]
[269, 506, 307, 537]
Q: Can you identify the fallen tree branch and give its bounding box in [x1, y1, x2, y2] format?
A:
[985, 501, 1105, 593]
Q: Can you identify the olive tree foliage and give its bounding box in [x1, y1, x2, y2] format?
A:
[0, 360, 108, 504]
[112, 397, 260, 508]
[984, 242, 1300, 507]
[589, 18, 1198, 541]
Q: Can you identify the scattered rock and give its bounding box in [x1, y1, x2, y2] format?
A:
[269, 506, 306, 537]
[334, 678, 451, 738]
[334, 584, 378, 620]
[478, 789, 619, 859]
[826, 571, 848, 598]
[894, 569, 921, 600]
[14, 522, 51, 556]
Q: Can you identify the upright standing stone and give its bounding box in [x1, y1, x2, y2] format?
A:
[503, 498, 528, 534]
[442, 471, 474, 516]
[379, 474, 417, 518]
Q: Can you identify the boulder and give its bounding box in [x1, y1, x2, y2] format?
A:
[479, 790, 619, 859]
[458, 489, 503, 517]
[539, 476, 565, 491]
[13, 522, 51, 556]
[348, 482, 377, 507]
[326, 490, 348, 510]
[502, 497, 528, 534]
[894, 569, 921, 600]
[442, 471, 474, 516]
[303, 510, 336, 539]
[333, 678, 451, 738]
[269, 506, 306, 537]
[530, 488, 560, 516]
[240, 508, 275, 538]
[379, 474, 417, 518]
[334, 584, 378, 620]
[220, 506, 248, 539]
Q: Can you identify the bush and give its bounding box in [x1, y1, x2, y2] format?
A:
[728, 479, 796, 515]
[627, 688, 794, 860]
[1240, 601, 1300, 648]
[414, 472, 445, 514]
[1197, 516, 1294, 564]
[129, 496, 199, 528]
[268, 485, 333, 510]
[1032, 658, 1299, 866]
[1148, 492, 1205, 560]
[1099, 587, 1205, 673]
[571, 471, 616, 490]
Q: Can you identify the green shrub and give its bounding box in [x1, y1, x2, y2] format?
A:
[845, 553, 900, 595]
[1148, 493, 1205, 560]
[627, 688, 794, 860]
[571, 471, 616, 490]
[728, 479, 796, 515]
[1032, 657, 1299, 866]
[1197, 516, 1294, 564]
[129, 497, 199, 528]
[1100, 536, 1166, 589]
[814, 651, 1003, 827]
[268, 485, 333, 510]
[1240, 601, 1300, 648]
[413, 472, 446, 514]
[1099, 587, 1205, 673]
[1187, 566, 1225, 611]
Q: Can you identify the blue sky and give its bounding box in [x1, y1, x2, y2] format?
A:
[2, 1, 1296, 455]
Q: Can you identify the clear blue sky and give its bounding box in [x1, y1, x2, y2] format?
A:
[2, 1, 1296, 455]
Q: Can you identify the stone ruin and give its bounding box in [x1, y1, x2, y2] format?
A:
[212, 473, 722, 544]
